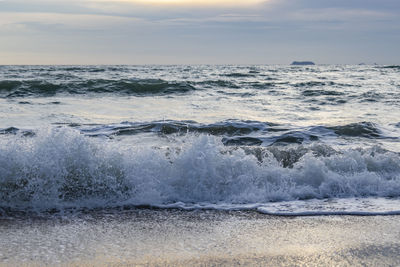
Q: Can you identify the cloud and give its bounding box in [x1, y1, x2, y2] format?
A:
[93, 0, 266, 6]
[0, 12, 143, 33]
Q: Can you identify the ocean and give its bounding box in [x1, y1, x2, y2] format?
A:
[1, 64, 400, 216]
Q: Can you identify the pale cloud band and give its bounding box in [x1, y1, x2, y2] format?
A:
[93, 0, 266, 7]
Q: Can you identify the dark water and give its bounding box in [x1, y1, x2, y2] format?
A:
[1, 65, 400, 215]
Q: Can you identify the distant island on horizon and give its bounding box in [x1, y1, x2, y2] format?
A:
[291, 61, 315, 65]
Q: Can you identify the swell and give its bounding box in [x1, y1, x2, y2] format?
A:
[0, 79, 196, 97]
[4, 121, 392, 149]
[1, 128, 400, 212]
[327, 122, 381, 138]
[0, 78, 363, 98]
[381, 65, 400, 70]
[293, 81, 354, 88]
[57, 120, 389, 143]
[76, 120, 275, 138]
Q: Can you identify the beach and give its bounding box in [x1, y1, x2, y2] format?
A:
[1, 209, 400, 266]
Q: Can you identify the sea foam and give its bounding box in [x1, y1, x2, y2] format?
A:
[1, 127, 400, 213]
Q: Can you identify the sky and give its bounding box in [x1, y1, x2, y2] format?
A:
[0, 0, 399, 65]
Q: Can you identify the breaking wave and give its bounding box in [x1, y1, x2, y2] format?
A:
[1, 128, 400, 214]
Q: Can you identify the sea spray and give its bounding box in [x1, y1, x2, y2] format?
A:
[1, 127, 400, 213]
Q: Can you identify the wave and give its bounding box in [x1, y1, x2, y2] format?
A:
[293, 81, 355, 89]
[158, 198, 400, 216]
[327, 122, 381, 138]
[72, 121, 390, 141]
[0, 79, 196, 97]
[381, 65, 400, 69]
[0, 127, 19, 134]
[294, 81, 332, 87]
[195, 80, 240, 89]
[222, 72, 255, 78]
[302, 89, 345, 96]
[4, 121, 392, 147]
[1, 128, 400, 213]
[57, 120, 275, 138]
[0, 76, 370, 98]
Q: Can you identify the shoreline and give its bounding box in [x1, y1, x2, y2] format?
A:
[1, 209, 400, 266]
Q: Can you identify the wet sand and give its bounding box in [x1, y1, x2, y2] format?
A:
[1, 209, 400, 266]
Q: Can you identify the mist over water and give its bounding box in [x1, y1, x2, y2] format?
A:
[1, 64, 400, 215]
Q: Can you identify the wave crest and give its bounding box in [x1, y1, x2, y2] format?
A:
[1, 128, 400, 212]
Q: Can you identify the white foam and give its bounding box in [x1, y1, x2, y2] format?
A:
[257, 198, 400, 216]
[1, 127, 400, 213]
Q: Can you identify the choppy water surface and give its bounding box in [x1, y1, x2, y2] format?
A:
[1, 64, 400, 215]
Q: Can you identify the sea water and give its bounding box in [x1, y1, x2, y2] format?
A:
[1, 64, 400, 216]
